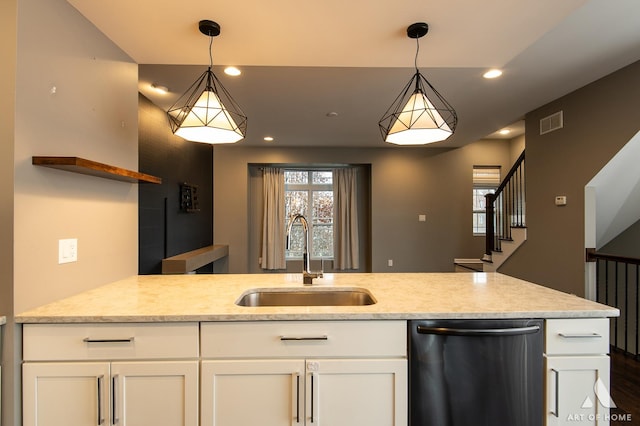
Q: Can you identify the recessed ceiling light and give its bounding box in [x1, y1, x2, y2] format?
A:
[150, 83, 169, 94]
[224, 67, 241, 76]
[499, 129, 511, 135]
[483, 69, 503, 79]
[263, 136, 274, 142]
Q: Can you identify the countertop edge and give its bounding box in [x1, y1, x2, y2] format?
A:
[15, 309, 619, 324]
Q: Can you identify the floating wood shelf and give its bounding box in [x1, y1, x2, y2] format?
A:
[32, 156, 162, 184]
[162, 244, 229, 274]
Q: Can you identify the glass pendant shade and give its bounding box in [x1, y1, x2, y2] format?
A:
[168, 68, 247, 144]
[380, 71, 457, 145]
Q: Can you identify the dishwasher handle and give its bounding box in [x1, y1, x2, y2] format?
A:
[417, 324, 540, 337]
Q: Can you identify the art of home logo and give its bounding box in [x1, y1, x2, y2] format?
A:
[566, 378, 632, 422]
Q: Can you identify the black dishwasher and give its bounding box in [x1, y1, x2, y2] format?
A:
[408, 319, 543, 426]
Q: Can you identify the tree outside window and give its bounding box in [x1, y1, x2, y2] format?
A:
[285, 170, 334, 259]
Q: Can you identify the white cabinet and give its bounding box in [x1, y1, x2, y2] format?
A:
[305, 358, 406, 426]
[23, 362, 110, 426]
[545, 319, 611, 426]
[200, 321, 407, 426]
[111, 361, 199, 425]
[201, 359, 303, 425]
[22, 323, 199, 426]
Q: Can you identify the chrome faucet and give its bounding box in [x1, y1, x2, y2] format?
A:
[286, 214, 323, 285]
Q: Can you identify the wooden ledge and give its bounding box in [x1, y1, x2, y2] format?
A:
[162, 245, 229, 274]
[32, 156, 161, 184]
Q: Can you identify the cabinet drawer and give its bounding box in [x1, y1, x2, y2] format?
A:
[545, 319, 609, 355]
[23, 323, 199, 361]
[201, 320, 406, 358]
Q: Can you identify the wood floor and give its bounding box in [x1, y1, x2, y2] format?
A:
[610, 349, 640, 425]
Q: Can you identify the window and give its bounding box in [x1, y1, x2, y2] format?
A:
[285, 170, 333, 259]
[473, 166, 501, 235]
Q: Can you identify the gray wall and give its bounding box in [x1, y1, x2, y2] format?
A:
[14, 0, 139, 313]
[213, 140, 515, 274]
[500, 59, 640, 296]
[510, 134, 525, 164]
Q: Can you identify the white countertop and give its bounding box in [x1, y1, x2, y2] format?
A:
[15, 272, 619, 323]
[0, 316, 5, 326]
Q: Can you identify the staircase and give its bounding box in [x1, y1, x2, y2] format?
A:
[482, 227, 526, 271]
[456, 151, 526, 272]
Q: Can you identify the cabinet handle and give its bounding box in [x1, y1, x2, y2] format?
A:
[97, 375, 105, 425]
[558, 332, 602, 339]
[112, 375, 119, 425]
[83, 337, 135, 343]
[310, 373, 316, 424]
[295, 373, 300, 423]
[550, 369, 559, 418]
[280, 335, 328, 341]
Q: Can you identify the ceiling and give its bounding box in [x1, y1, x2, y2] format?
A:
[67, 0, 640, 148]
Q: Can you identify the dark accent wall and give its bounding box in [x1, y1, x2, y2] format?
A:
[138, 94, 213, 274]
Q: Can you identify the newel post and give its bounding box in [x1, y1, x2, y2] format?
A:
[485, 193, 496, 259]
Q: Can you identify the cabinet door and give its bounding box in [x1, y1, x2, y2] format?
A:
[201, 359, 305, 426]
[307, 358, 407, 426]
[546, 355, 611, 426]
[111, 361, 198, 426]
[23, 362, 111, 426]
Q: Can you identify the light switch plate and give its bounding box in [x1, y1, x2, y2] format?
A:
[59, 238, 78, 264]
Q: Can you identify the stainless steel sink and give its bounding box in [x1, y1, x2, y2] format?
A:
[235, 288, 377, 307]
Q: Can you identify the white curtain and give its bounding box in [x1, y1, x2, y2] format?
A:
[333, 168, 359, 270]
[260, 167, 286, 270]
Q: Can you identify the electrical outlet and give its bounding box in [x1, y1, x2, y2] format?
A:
[388, 259, 393, 267]
[59, 238, 78, 264]
[418, 214, 426, 222]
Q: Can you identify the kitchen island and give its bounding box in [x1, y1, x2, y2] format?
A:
[16, 273, 618, 426]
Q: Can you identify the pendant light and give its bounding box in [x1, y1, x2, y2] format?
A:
[379, 22, 457, 145]
[167, 20, 247, 144]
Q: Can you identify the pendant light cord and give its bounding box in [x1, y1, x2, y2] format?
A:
[208, 35, 214, 69]
[414, 37, 420, 73]
[413, 36, 422, 91]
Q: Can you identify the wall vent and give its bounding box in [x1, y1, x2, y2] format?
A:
[540, 111, 563, 135]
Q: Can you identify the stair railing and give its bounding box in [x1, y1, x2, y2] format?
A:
[484, 150, 526, 260]
[587, 249, 640, 358]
